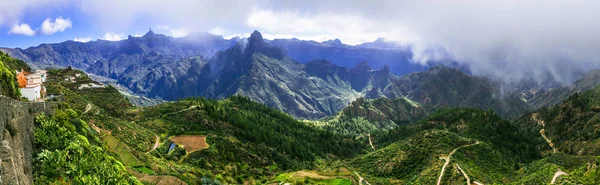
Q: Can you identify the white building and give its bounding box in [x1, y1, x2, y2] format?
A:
[64, 76, 76, 83]
[34, 70, 47, 82]
[78, 83, 106, 90]
[20, 84, 42, 101]
[26, 74, 42, 84]
[18, 70, 46, 102]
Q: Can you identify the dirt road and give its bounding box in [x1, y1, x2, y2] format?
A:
[551, 169, 568, 184]
[436, 141, 480, 185]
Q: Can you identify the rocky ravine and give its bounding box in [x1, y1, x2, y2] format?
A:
[0, 96, 56, 185]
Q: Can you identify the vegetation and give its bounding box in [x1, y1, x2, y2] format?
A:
[0, 52, 26, 99]
[515, 85, 600, 155]
[24, 61, 600, 184]
[0, 51, 31, 72]
[139, 96, 367, 183]
[33, 109, 141, 184]
[320, 97, 427, 136]
[0, 60, 20, 99]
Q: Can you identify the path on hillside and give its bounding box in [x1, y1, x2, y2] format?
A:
[147, 105, 198, 120]
[532, 113, 557, 153]
[129, 169, 187, 185]
[436, 141, 480, 185]
[551, 169, 568, 184]
[455, 164, 471, 185]
[83, 103, 92, 114]
[146, 135, 160, 153]
[354, 171, 371, 185]
[367, 134, 375, 150]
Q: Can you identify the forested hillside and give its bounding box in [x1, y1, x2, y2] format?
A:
[0, 52, 25, 99]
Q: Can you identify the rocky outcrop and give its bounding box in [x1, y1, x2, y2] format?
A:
[0, 95, 56, 185]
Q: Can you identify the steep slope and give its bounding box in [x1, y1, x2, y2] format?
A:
[515, 85, 600, 155]
[0, 58, 21, 99]
[367, 66, 532, 118]
[1, 30, 237, 70]
[527, 69, 600, 109]
[198, 31, 396, 119]
[0, 31, 237, 101]
[0, 96, 56, 185]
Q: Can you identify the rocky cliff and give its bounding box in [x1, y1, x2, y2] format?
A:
[0, 96, 55, 185]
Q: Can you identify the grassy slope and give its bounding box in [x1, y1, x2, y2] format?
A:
[137, 96, 368, 183]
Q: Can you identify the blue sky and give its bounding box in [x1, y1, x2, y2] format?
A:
[1, 0, 599, 84]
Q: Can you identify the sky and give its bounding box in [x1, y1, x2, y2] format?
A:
[1, 0, 600, 84]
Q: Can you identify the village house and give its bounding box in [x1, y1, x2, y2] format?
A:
[78, 83, 106, 90]
[64, 76, 76, 83]
[34, 69, 47, 82]
[17, 70, 46, 102]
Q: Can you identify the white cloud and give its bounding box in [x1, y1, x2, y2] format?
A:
[73, 37, 92, 42]
[40, 17, 72, 35]
[101, 32, 125, 41]
[246, 9, 415, 45]
[169, 28, 190, 38]
[156, 25, 190, 38]
[3, 0, 600, 84]
[8, 23, 35, 36]
[208, 27, 228, 36]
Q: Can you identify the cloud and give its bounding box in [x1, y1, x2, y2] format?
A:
[3, 0, 600, 85]
[40, 17, 72, 35]
[246, 9, 415, 45]
[169, 28, 190, 38]
[156, 25, 190, 38]
[73, 37, 92, 42]
[8, 23, 35, 36]
[101, 32, 125, 41]
[244, 1, 600, 85]
[208, 27, 228, 36]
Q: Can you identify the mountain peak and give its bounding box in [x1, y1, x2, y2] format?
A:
[143, 28, 156, 37]
[249, 30, 264, 43]
[323, 39, 343, 45]
[350, 60, 372, 72]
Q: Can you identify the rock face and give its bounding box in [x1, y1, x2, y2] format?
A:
[0, 96, 56, 185]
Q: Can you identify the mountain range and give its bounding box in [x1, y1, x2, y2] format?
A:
[2, 33, 600, 184]
[0, 30, 548, 119]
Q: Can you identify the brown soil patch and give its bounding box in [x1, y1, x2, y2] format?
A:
[129, 170, 187, 185]
[291, 171, 334, 179]
[169, 135, 209, 153]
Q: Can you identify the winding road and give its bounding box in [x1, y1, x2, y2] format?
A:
[455, 164, 470, 185]
[532, 113, 557, 153]
[354, 171, 371, 185]
[436, 141, 480, 185]
[146, 135, 160, 153]
[367, 134, 375, 150]
[550, 169, 568, 184]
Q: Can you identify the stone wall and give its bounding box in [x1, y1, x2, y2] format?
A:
[0, 95, 55, 185]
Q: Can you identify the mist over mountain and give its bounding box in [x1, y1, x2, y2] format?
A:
[268, 37, 428, 76]
[0, 30, 542, 119]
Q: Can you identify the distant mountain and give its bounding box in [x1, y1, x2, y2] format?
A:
[365, 66, 532, 118]
[267, 38, 428, 75]
[0, 30, 238, 73]
[358, 37, 406, 49]
[198, 31, 396, 118]
[2, 30, 535, 119]
[526, 69, 600, 109]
